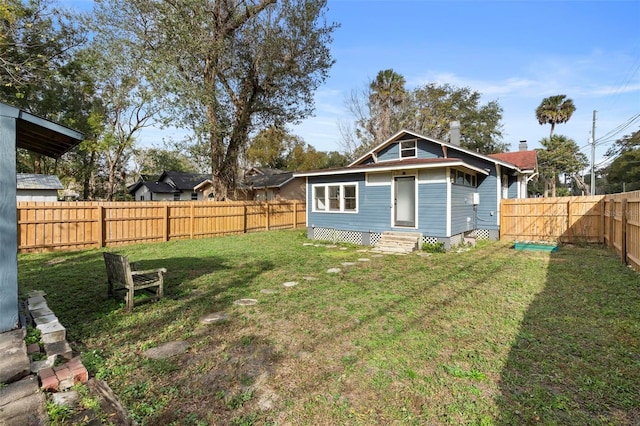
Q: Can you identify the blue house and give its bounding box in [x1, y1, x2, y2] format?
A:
[294, 128, 537, 249]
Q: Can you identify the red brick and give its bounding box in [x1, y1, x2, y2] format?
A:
[27, 343, 40, 354]
[54, 366, 72, 382]
[39, 367, 55, 379]
[67, 357, 82, 370]
[71, 365, 89, 383]
[40, 375, 58, 392]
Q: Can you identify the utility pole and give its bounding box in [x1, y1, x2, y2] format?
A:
[591, 110, 597, 196]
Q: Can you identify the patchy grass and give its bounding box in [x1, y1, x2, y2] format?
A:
[18, 230, 640, 425]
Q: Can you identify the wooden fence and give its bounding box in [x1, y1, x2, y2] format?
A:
[500, 190, 640, 272]
[17, 200, 306, 253]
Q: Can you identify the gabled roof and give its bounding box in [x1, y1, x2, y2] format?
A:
[488, 150, 537, 171]
[245, 169, 294, 188]
[159, 171, 209, 190]
[16, 173, 63, 190]
[295, 157, 490, 177]
[349, 129, 522, 172]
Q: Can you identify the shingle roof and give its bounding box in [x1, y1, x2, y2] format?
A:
[142, 181, 178, 194]
[488, 150, 538, 171]
[245, 170, 294, 188]
[16, 173, 63, 190]
[161, 171, 209, 190]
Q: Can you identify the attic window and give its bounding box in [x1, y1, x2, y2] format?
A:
[400, 140, 417, 158]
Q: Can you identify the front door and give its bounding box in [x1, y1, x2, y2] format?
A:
[394, 176, 415, 227]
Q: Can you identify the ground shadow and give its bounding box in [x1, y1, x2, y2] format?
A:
[495, 245, 640, 425]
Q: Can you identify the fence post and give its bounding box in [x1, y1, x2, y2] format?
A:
[266, 202, 270, 231]
[293, 202, 297, 229]
[97, 205, 105, 248]
[163, 205, 169, 242]
[621, 198, 628, 264]
[609, 199, 615, 249]
[599, 198, 605, 244]
[566, 200, 573, 243]
[190, 202, 195, 240]
[243, 204, 247, 233]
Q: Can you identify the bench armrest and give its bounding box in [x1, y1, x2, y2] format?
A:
[131, 268, 167, 275]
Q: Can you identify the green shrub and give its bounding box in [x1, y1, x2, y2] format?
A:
[422, 242, 446, 253]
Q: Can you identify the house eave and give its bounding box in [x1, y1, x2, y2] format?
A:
[295, 159, 490, 178]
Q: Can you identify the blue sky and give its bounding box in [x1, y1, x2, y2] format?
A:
[65, 0, 640, 166]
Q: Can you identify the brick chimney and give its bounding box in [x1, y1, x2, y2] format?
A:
[450, 121, 461, 146]
[519, 140, 528, 151]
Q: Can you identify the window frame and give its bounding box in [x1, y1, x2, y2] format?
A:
[399, 139, 417, 159]
[450, 169, 477, 188]
[312, 182, 358, 213]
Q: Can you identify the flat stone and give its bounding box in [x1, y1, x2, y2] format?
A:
[33, 313, 58, 326]
[416, 252, 432, 257]
[27, 290, 47, 298]
[0, 330, 30, 384]
[37, 321, 66, 344]
[29, 307, 54, 318]
[339, 247, 348, 251]
[341, 262, 356, 267]
[143, 341, 190, 360]
[30, 356, 56, 374]
[260, 289, 279, 294]
[356, 249, 369, 253]
[0, 376, 47, 425]
[357, 258, 371, 262]
[327, 268, 341, 274]
[51, 390, 79, 408]
[302, 276, 317, 281]
[326, 245, 337, 248]
[372, 254, 384, 258]
[302, 243, 314, 246]
[282, 281, 298, 288]
[234, 298, 258, 306]
[200, 312, 229, 324]
[27, 296, 48, 311]
[45, 340, 73, 360]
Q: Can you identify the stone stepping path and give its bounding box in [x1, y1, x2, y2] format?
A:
[282, 281, 298, 288]
[327, 268, 341, 274]
[341, 262, 356, 267]
[200, 312, 228, 324]
[260, 289, 279, 294]
[143, 341, 189, 360]
[234, 298, 258, 306]
[357, 258, 371, 262]
[302, 276, 317, 281]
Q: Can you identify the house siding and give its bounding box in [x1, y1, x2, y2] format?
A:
[450, 184, 476, 235]
[417, 182, 447, 236]
[476, 170, 499, 230]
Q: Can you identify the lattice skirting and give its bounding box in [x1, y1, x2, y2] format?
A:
[475, 229, 491, 240]
[312, 227, 363, 245]
[422, 236, 439, 245]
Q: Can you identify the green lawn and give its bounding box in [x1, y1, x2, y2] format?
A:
[18, 230, 640, 425]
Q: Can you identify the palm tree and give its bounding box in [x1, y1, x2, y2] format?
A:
[535, 95, 576, 138]
[369, 69, 406, 143]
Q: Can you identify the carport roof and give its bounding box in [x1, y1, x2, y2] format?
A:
[1, 102, 84, 158]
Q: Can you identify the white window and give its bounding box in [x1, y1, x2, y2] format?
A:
[450, 170, 477, 187]
[191, 192, 198, 200]
[312, 183, 358, 213]
[400, 140, 417, 158]
[314, 186, 326, 210]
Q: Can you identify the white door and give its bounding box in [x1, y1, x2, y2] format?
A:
[394, 176, 415, 227]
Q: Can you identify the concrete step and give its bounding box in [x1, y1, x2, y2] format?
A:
[374, 231, 422, 254]
[0, 329, 30, 385]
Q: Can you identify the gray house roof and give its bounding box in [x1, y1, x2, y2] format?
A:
[16, 173, 63, 190]
[244, 168, 294, 189]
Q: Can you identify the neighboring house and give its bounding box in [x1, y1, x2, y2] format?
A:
[128, 171, 209, 201]
[294, 128, 537, 248]
[194, 167, 305, 201]
[16, 173, 63, 202]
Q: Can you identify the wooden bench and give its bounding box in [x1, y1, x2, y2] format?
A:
[103, 252, 166, 311]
